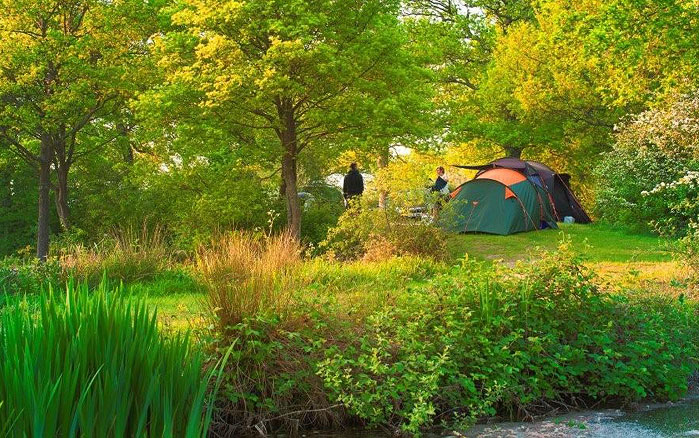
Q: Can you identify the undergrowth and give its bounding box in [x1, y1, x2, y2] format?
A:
[207, 240, 699, 436]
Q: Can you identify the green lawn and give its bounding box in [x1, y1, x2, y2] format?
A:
[446, 223, 673, 264]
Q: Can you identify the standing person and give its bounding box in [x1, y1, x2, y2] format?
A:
[430, 166, 450, 219]
[343, 162, 364, 207]
[431, 166, 450, 195]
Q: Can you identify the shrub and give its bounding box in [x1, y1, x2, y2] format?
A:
[316, 243, 699, 434]
[0, 256, 60, 294]
[299, 183, 345, 246]
[201, 241, 699, 436]
[0, 280, 214, 437]
[645, 170, 699, 237]
[595, 91, 699, 233]
[321, 201, 447, 261]
[677, 225, 699, 285]
[196, 230, 302, 332]
[206, 256, 447, 435]
[208, 314, 344, 436]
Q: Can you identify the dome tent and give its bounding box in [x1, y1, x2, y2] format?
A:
[470, 158, 591, 224]
[441, 158, 590, 235]
[442, 167, 558, 235]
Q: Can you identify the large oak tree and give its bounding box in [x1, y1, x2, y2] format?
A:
[155, 0, 431, 237]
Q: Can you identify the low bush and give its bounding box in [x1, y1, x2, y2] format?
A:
[209, 314, 346, 436]
[677, 226, 699, 286]
[321, 201, 447, 261]
[0, 280, 215, 437]
[207, 256, 446, 435]
[317, 243, 699, 434]
[207, 242, 699, 436]
[299, 183, 345, 246]
[0, 256, 60, 294]
[595, 91, 699, 233]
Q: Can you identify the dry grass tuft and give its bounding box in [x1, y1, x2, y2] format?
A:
[60, 225, 169, 284]
[196, 230, 302, 330]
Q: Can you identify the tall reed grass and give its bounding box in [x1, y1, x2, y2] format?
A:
[196, 230, 302, 331]
[60, 225, 170, 284]
[0, 280, 214, 437]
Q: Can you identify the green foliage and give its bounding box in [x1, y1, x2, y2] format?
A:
[201, 238, 698, 435]
[595, 91, 699, 234]
[0, 280, 214, 437]
[0, 256, 61, 295]
[321, 199, 447, 261]
[142, 0, 435, 236]
[675, 225, 699, 283]
[557, 0, 699, 106]
[299, 183, 345, 246]
[593, 146, 687, 232]
[0, 155, 39, 257]
[0, 0, 164, 257]
[207, 256, 447, 435]
[209, 314, 341, 435]
[316, 243, 698, 434]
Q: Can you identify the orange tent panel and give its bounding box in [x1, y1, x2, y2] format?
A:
[449, 186, 463, 199]
[476, 168, 527, 186]
[505, 187, 515, 199]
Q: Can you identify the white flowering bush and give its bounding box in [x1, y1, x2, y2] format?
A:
[644, 171, 699, 236]
[595, 91, 699, 235]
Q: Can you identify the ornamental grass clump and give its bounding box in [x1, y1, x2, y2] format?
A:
[196, 230, 302, 332]
[0, 280, 214, 437]
[60, 225, 170, 285]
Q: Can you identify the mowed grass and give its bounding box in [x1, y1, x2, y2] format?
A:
[445, 223, 692, 297]
[446, 223, 673, 264]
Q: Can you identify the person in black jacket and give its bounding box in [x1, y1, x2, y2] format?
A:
[343, 163, 364, 207]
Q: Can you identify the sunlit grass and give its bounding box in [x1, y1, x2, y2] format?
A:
[446, 223, 672, 263]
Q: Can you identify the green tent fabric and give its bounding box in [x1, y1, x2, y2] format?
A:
[441, 179, 558, 235]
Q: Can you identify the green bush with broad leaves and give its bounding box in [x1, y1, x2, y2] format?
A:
[0, 280, 217, 437]
[299, 183, 345, 246]
[320, 198, 447, 261]
[316, 242, 698, 434]
[595, 91, 699, 235]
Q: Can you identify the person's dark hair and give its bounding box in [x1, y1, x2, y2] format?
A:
[437, 166, 445, 173]
[350, 162, 358, 171]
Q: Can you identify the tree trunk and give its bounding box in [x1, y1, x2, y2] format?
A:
[55, 162, 70, 231]
[504, 146, 524, 159]
[37, 136, 52, 261]
[278, 100, 301, 239]
[377, 146, 389, 209]
[281, 150, 301, 238]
